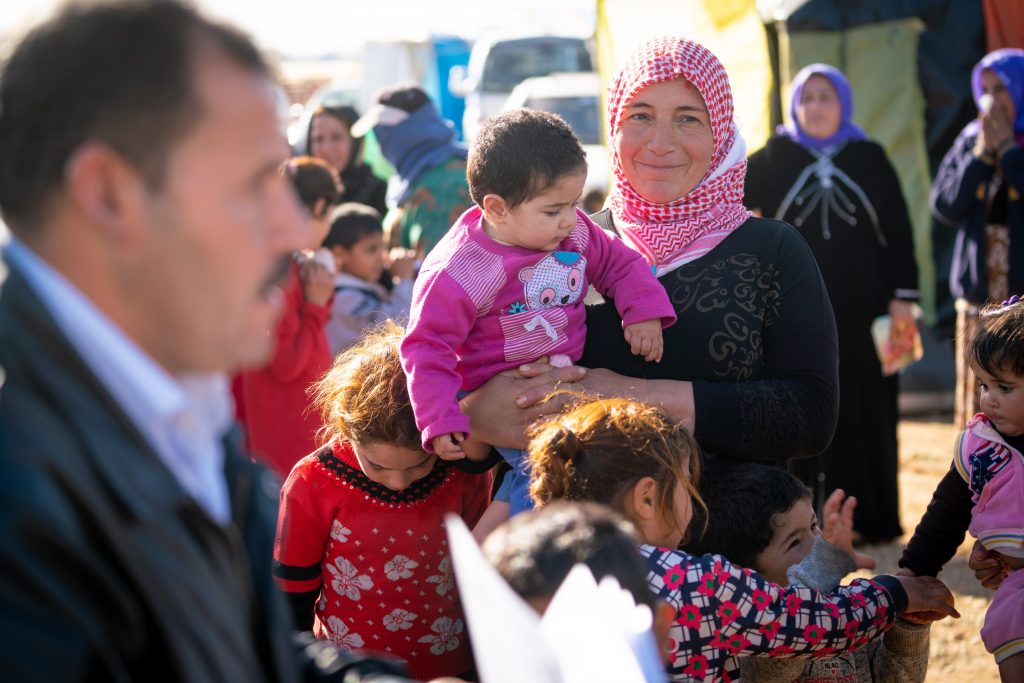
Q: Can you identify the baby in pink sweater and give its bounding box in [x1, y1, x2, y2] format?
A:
[400, 109, 676, 521]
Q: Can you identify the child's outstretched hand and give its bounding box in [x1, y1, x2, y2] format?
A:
[821, 489, 876, 571]
[894, 573, 960, 621]
[895, 568, 952, 624]
[623, 319, 663, 363]
[432, 432, 467, 460]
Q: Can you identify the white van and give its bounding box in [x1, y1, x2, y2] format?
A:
[502, 71, 609, 197]
[450, 34, 592, 142]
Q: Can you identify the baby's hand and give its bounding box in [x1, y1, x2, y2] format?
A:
[623, 319, 663, 363]
[432, 433, 466, 460]
[821, 489, 876, 570]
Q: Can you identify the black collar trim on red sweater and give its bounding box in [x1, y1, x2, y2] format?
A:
[316, 448, 449, 503]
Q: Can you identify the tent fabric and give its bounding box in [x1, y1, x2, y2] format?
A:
[596, 0, 773, 152]
[761, 0, 986, 326]
[984, 0, 1024, 51]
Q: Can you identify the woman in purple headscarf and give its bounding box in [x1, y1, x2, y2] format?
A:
[931, 48, 1024, 427]
[745, 63, 920, 543]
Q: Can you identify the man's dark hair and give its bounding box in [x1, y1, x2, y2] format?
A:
[0, 0, 269, 232]
[482, 501, 653, 610]
[323, 202, 383, 250]
[467, 108, 587, 210]
[684, 458, 812, 569]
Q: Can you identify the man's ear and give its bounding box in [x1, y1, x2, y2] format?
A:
[64, 141, 149, 248]
[651, 600, 676, 665]
[480, 193, 510, 223]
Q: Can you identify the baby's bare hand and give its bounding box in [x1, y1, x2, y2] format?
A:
[432, 433, 466, 460]
[623, 319, 663, 363]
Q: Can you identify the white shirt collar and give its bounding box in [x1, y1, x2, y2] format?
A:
[3, 238, 232, 523]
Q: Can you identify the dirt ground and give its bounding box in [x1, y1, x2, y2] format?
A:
[850, 417, 997, 681]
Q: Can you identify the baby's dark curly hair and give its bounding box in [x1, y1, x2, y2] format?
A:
[467, 108, 587, 210]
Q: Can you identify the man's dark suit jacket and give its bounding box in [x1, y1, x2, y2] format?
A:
[0, 259, 304, 681]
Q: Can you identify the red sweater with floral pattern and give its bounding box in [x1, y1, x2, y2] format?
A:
[273, 439, 490, 681]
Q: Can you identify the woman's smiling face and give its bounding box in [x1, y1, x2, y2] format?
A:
[614, 78, 714, 204]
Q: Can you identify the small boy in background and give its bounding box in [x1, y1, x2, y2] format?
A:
[322, 203, 416, 354]
[687, 458, 931, 683]
[272, 321, 492, 681]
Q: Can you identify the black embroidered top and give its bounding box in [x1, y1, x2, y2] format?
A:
[582, 213, 839, 461]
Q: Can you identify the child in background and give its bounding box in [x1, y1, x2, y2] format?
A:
[240, 156, 338, 478]
[687, 458, 931, 682]
[526, 396, 959, 683]
[401, 109, 676, 519]
[900, 297, 1024, 682]
[322, 203, 415, 354]
[272, 321, 491, 682]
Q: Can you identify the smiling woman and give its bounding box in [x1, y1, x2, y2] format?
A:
[614, 79, 713, 204]
[462, 37, 840, 472]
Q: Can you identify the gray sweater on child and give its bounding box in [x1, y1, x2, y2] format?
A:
[740, 537, 930, 682]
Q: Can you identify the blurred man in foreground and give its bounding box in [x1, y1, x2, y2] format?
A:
[0, 2, 355, 680]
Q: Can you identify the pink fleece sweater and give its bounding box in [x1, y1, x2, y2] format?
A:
[401, 206, 676, 451]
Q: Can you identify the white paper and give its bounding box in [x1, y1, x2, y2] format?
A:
[446, 514, 665, 683]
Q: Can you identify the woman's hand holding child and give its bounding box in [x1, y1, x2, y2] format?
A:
[894, 574, 960, 620]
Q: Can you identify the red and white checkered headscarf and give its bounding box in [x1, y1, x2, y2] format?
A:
[608, 37, 751, 270]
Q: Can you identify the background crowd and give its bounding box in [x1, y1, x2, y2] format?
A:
[1, 1, 1023, 682]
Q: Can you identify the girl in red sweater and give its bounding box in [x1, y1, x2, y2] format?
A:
[273, 321, 492, 681]
[240, 156, 339, 477]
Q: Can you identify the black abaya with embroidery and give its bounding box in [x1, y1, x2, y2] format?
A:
[744, 135, 920, 541]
